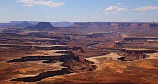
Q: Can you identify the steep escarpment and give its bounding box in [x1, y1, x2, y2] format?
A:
[11, 68, 71, 82]
[118, 48, 157, 61]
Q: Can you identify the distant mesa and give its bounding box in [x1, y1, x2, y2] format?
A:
[26, 22, 58, 30]
[35, 22, 57, 30]
[9, 21, 38, 25]
[9, 21, 25, 24]
[15, 21, 34, 27]
[51, 21, 74, 27]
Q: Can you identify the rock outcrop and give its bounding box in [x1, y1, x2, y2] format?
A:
[118, 48, 157, 61]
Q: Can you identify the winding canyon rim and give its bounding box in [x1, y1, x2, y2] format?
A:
[0, 21, 158, 84]
[1, 0, 158, 84]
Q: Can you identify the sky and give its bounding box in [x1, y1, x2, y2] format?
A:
[0, 0, 158, 22]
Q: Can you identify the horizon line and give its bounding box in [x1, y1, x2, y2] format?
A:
[0, 21, 158, 23]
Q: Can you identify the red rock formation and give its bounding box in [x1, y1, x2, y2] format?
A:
[118, 48, 155, 61]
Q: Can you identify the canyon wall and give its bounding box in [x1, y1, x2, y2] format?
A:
[71, 22, 158, 28]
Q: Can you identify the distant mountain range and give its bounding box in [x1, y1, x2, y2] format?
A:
[0, 21, 74, 28]
[1, 21, 158, 29]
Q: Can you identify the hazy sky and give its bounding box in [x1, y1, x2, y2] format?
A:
[0, 0, 158, 22]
